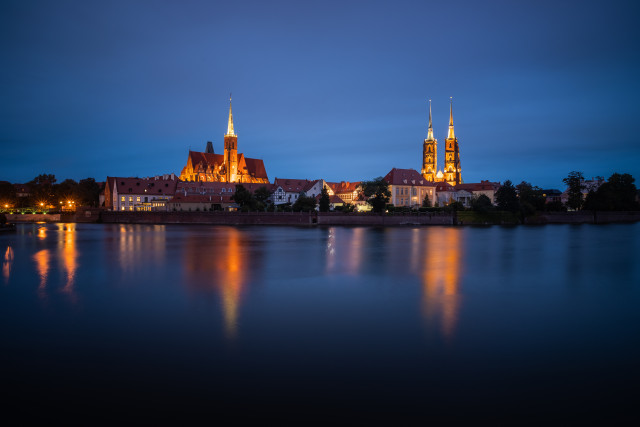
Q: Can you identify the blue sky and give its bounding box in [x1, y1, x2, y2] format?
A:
[1, 0, 639, 188]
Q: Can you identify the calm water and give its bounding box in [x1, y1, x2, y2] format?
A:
[1, 223, 639, 422]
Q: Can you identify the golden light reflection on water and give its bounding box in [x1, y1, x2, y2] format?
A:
[184, 227, 248, 338]
[58, 224, 78, 302]
[3, 246, 14, 284]
[421, 227, 464, 339]
[33, 249, 50, 297]
[37, 226, 47, 240]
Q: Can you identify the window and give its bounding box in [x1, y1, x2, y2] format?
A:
[121, 206, 125, 211]
[121, 196, 125, 202]
[222, 188, 225, 192]
[136, 196, 140, 202]
[129, 196, 133, 202]
[412, 188, 417, 196]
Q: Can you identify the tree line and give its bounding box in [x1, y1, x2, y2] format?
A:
[0, 174, 101, 210]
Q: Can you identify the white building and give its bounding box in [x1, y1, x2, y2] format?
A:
[105, 174, 179, 211]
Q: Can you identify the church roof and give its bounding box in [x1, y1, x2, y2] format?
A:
[383, 168, 437, 187]
[187, 150, 268, 181]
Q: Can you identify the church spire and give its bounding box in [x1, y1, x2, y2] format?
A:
[426, 99, 435, 141]
[447, 97, 455, 140]
[225, 93, 235, 136]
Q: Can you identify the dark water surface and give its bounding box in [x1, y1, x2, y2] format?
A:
[2, 223, 639, 422]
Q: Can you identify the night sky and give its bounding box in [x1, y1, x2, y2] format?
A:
[2, 0, 639, 189]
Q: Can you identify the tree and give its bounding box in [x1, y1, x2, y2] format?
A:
[584, 173, 638, 211]
[495, 180, 519, 212]
[361, 177, 391, 213]
[254, 186, 272, 204]
[0, 181, 17, 207]
[232, 184, 254, 209]
[292, 194, 317, 212]
[422, 193, 432, 208]
[471, 194, 493, 213]
[319, 187, 331, 212]
[562, 171, 585, 210]
[78, 178, 101, 206]
[28, 174, 57, 205]
[516, 181, 545, 216]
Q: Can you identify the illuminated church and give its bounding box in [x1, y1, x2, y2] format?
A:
[421, 98, 462, 186]
[179, 98, 269, 183]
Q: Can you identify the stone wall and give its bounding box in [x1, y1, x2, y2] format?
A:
[317, 212, 454, 226]
[101, 211, 316, 225]
[99, 211, 456, 226]
[525, 211, 640, 224]
[6, 213, 74, 222]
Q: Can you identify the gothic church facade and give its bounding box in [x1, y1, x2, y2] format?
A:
[179, 99, 269, 184]
[421, 98, 462, 186]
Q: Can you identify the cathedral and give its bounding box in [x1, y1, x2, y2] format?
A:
[421, 98, 462, 186]
[179, 98, 269, 184]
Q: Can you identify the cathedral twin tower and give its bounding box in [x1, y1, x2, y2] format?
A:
[421, 98, 462, 186]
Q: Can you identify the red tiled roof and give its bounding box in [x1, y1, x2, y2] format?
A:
[434, 182, 455, 192]
[109, 176, 179, 195]
[383, 168, 437, 187]
[326, 181, 361, 194]
[169, 194, 235, 204]
[455, 181, 500, 192]
[176, 181, 274, 194]
[273, 178, 318, 193]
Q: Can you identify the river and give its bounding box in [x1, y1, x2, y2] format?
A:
[1, 223, 639, 422]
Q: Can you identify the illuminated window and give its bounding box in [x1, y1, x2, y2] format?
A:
[121, 206, 125, 211]
[129, 196, 133, 202]
[129, 206, 133, 211]
[121, 196, 125, 202]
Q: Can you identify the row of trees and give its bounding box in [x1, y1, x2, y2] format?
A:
[0, 174, 102, 210]
[563, 171, 638, 211]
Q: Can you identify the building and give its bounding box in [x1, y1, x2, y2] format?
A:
[271, 178, 327, 205]
[421, 98, 462, 186]
[105, 175, 178, 211]
[455, 181, 501, 204]
[179, 98, 269, 184]
[384, 168, 437, 208]
[326, 181, 362, 204]
[169, 181, 274, 211]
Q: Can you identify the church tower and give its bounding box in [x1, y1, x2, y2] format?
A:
[224, 95, 238, 183]
[422, 100, 437, 181]
[443, 97, 461, 186]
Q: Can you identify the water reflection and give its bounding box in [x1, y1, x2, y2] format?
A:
[3, 246, 13, 284]
[118, 225, 166, 272]
[421, 228, 464, 339]
[34, 249, 50, 297]
[37, 226, 47, 240]
[325, 227, 365, 275]
[184, 227, 251, 338]
[58, 224, 78, 301]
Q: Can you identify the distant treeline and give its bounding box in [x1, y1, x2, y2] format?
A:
[0, 174, 101, 209]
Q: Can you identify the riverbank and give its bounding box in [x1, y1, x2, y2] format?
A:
[6, 209, 640, 226]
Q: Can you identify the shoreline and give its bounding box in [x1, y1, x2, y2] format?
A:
[5, 210, 640, 226]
